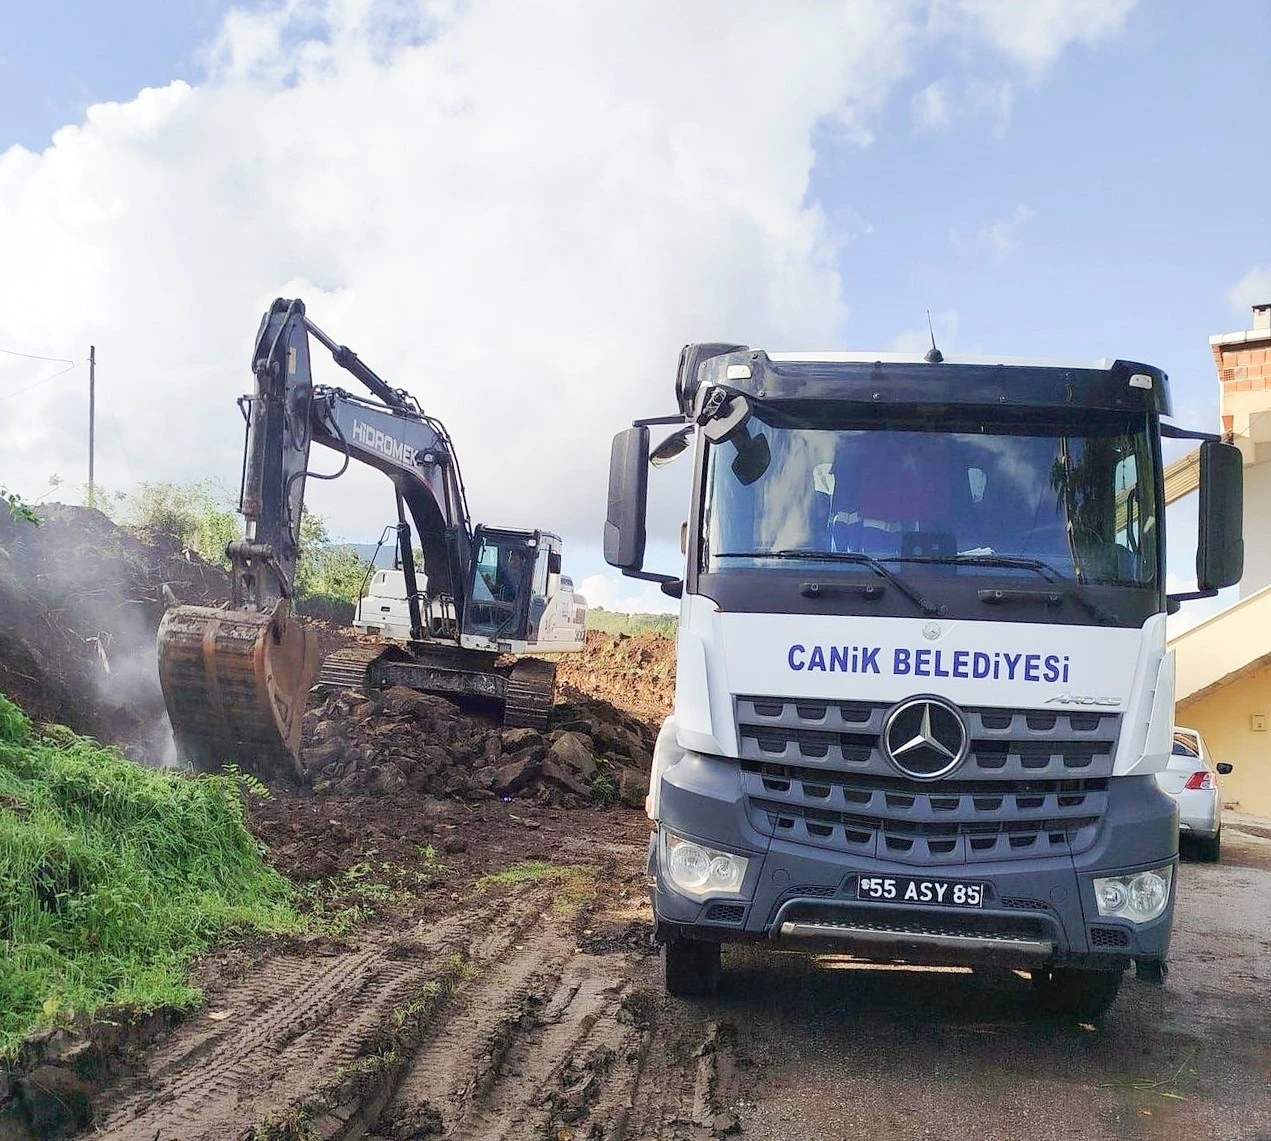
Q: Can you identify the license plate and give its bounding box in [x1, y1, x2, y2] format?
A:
[856, 875, 986, 908]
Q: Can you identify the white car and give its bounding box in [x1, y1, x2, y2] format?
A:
[1154, 727, 1233, 862]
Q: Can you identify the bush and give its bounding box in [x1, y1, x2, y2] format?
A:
[115, 479, 240, 568]
[1, 488, 38, 527]
[0, 695, 300, 1056]
[585, 608, 676, 637]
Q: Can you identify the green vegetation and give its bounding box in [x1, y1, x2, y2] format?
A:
[0, 695, 300, 1057]
[585, 607, 676, 637]
[294, 511, 372, 608]
[115, 478, 241, 567]
[475, 859, 595, 910]
[105, 479, 372, 606]
[1, 487, 38, 527]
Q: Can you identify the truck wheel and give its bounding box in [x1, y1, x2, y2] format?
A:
[1192, 831, 1221, 863]
[664, 937, 721, 998]
[1031, 968, 1123, 1019]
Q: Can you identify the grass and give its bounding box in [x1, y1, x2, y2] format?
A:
[585, 609, 676, 637]
[0, 694, 302, 1058]
[475, 859, 596, 911]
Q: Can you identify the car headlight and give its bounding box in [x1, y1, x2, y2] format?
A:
[662, 832, 749, 899]
[1092, 865, 1173, 923]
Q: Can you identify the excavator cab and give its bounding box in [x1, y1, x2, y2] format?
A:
[463, 527, 559, 650]
[466, 531, 531, 640]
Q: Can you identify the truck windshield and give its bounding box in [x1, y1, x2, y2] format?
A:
[703, 411, 1159, 587]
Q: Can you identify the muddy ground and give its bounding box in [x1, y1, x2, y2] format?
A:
[26, 816, 1261, 1141]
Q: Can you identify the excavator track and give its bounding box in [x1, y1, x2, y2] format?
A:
[157, 601, 321, 781]
[314, 645, 387, 692]
[503, 657, 557, 731]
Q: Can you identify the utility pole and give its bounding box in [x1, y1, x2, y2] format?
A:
[88, 345, 96, 506]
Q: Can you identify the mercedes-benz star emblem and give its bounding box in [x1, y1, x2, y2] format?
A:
[882, 697, 969, 780]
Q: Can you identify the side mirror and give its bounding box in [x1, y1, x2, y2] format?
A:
[1197, 439, 1243, 591]
[650, 425, 692, 468]
[604, 426, 649, 571]
[731, 428, 771, 486]
[1216, 762, 1234, 775]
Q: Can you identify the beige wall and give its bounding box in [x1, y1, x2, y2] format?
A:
[1177, 661, 1271, 817]
[1241, 459, 1271, 598]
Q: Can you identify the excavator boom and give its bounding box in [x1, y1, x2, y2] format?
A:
[158, 298, 474, 779]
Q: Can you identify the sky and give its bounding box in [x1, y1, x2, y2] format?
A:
[0, 0, 1268, 625]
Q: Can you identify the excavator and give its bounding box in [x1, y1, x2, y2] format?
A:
[157, 297, 586, 779]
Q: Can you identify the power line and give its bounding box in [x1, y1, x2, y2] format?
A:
[0, 346, 75, 365]
[0, 361, 79, 402]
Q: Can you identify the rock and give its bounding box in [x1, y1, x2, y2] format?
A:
[617, 766, 650, 809]
[549, 731, 597, 779]
[501, 727, 542, 753]
[482, 735, 502, 764]
[541, 759, 593, 798]
[442, 834, 469, 854]
[593, 722, 648, 760]
[471, 765, 499, 791]
[708, 1111, 741, 1136]
[493, 753, 540, 794]
[311, 718, 341, 742]
[380, 686, 453, 718]
[415, 745, 451, 775]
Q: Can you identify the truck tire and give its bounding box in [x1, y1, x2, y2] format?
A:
[1192, 831, 1221, 863]
[1031, 967, 1123, 1019]
[664, 937, 721, 998]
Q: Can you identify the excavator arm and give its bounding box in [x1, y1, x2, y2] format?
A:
[158, 297, 476, 777]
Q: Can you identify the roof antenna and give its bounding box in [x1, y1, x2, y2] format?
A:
[924, 309, 944, 364]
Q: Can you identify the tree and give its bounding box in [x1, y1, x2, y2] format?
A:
[116, 480, 241, 567]
[294, 508, 371, 606]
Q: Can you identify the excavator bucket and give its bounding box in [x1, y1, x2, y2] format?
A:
[157, 600, 321, 781]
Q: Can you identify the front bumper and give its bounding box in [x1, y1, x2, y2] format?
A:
[651, 755, 1178, 969]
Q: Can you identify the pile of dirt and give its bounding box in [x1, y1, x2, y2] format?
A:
[0, 505, 230, 763]
[300, 685, 654, 809]
[556, 630, 676, 725]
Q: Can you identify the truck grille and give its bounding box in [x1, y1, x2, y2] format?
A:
[737, 695, 1119, 865]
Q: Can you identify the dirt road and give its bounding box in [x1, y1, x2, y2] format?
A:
[85, 816, 1271, 1141]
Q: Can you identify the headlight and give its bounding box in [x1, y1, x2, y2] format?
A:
[662, 832, 749, 899]
[1092, 865, 1173, 923]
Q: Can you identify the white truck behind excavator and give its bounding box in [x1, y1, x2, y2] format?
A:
[606, 343, 1244, 1018]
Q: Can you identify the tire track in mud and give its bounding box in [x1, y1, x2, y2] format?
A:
[91, 896, 555, 1141]
[369, 935, 744, 1141]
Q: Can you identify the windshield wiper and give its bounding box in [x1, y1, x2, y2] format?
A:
[727, 550, 939, 616]
[894, 554, 1120, 625]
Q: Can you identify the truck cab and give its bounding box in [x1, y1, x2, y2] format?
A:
[606, 346, 1243, 1015]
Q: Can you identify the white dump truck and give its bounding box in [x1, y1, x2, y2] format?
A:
[605, 344, 1244, 1016]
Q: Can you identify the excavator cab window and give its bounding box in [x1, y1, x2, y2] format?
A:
[465, 536, 532, 641]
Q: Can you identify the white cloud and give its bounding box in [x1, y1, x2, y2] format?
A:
[963, 77, 1014, 135]
[1227, 266, 1271, 319]
[935, 0, 1139, 74]
[950, 203, 1033, 259]
[0, 0, 1135, 558]
[577, 573, 678, 616]
[911, 82, 951, 131]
